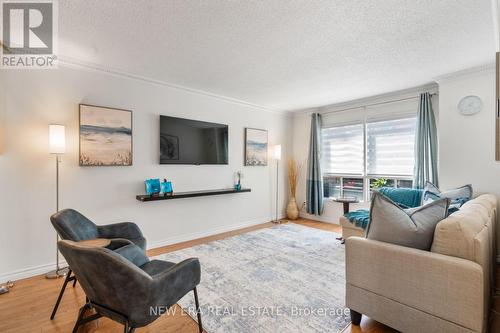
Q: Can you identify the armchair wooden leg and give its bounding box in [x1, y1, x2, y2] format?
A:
[51, 269, 77, 320]
[350, 309, 362, 325]
[193, 287, 203, 333]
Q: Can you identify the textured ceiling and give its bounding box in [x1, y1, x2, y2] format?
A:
[59, 0, 495, 111]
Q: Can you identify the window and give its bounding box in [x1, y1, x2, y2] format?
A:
[366, 117, 416, 176]
[322, 116, 416, 201]
[322, 123, 364, 175]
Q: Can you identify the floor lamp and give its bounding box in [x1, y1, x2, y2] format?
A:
[46, 125, 69, 279]
[273, 145, 282, 223]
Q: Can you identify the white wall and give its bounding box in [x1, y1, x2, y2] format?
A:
[437, 66, 500, 248]
[0, 75, 4, 154]
[0, 65, 291, 281]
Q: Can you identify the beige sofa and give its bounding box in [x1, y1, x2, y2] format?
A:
[345, 194, 497, 333]
[339, 215, 365, 239]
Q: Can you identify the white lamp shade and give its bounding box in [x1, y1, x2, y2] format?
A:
[49, 125, 66, 154]
[273, 144, 282, 160]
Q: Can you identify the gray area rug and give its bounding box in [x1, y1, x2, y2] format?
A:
[153, 223, 350, 333]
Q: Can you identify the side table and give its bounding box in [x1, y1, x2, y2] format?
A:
[332, 197, 359, 244]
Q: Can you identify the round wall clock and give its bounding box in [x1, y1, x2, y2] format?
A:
[457, 95, 482, 116]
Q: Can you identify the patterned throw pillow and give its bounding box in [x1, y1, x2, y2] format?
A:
[366, 192, 449, 250]
[423, 182, 472, 213]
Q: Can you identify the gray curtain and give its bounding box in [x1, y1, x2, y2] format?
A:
[413, 92, 438, 189]
[306, 113, 324, 215]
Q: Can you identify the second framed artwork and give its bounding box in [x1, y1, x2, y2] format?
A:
[79, 104, 133, 166]
[245, 128, 268, 166]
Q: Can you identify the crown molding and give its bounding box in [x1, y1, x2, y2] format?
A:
[290, 82, 438, 117]
[433, 62, 495, 83]
[57, 56, 287, 115]
[57, 56, 494, 115]
[291, 62, 496, 118]
[289, 107, 321, 117]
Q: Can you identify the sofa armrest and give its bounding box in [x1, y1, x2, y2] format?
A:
[346, 237, 484, 332]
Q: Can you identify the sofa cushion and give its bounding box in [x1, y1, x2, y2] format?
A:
[423, 182, 473, 213]
[343, 188, 424, 230]
[366, 192, 449, 250]
[431, 194, 496, 262]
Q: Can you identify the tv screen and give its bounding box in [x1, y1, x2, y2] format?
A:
[160, 115, 228, 165]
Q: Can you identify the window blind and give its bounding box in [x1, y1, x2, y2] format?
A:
[366, 117, 416, 176]
[321, 123, 364, 175]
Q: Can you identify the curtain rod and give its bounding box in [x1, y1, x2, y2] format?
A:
[320, 92, 438, 116]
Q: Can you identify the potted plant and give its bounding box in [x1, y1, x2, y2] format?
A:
[372, 178, 388, 189]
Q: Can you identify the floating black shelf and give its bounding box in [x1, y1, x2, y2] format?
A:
[136, 188, 251, 202]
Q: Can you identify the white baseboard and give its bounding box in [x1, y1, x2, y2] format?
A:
[298, 212, 340, 224]
[148, 215, 277, 250]
[0, 260, 68, 283]
[0, 216, 278, 283]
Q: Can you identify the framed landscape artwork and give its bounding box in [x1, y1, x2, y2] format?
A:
[245, 128, 268, 166]
[79, 104, 133, 166]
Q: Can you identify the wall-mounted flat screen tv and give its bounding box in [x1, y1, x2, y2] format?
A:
[160, 115, 228, 165]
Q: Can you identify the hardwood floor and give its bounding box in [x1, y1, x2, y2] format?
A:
[0, 219, 393, 333]
[341, 318, 398, 333]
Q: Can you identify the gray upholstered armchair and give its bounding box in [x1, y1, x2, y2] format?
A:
[58, 240, 203, 333]
[50, 209, 146, 250]
[49, 209, 147, 319]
